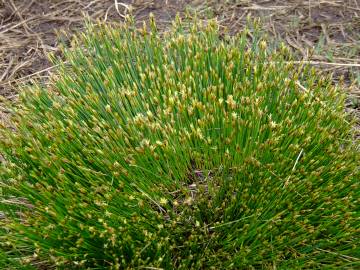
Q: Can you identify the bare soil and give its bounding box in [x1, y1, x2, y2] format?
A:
[0, 0, 359, 119]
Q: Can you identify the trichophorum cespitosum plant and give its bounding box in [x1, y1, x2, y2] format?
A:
[0, 15, 359, 269]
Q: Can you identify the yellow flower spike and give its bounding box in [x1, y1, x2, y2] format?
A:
[226, 95, 236, 109]
[159, 198, 168, 205]
[260, 40, 267, 50]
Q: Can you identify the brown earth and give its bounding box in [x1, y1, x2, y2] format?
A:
[0, 0, 359, 119]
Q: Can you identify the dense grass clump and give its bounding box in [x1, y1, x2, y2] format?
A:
[1, 16, 359, 269]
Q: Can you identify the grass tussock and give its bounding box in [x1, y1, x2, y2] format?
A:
[1, 16, 359, 269]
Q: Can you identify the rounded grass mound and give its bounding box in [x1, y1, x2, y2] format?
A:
[1, 17, 359, 269]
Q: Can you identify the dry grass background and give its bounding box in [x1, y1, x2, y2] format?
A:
[0, 0, 359, 121]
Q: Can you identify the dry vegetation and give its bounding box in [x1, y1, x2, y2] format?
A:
[0, 0, 359, 97]
[0, 0, 359, 131]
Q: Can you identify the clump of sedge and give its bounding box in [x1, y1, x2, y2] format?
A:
[1, 16, 359, 269]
